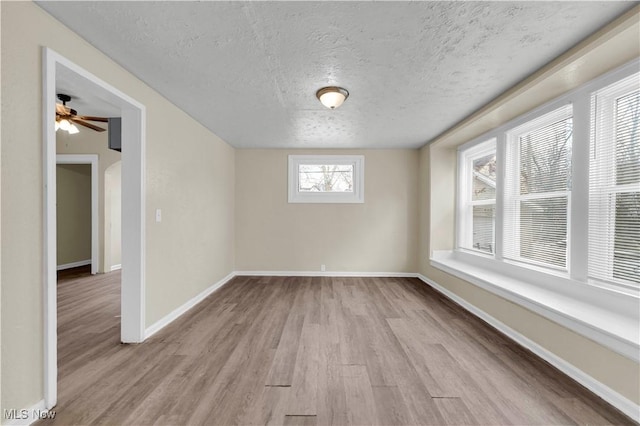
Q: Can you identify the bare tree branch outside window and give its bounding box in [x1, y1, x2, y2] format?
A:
[299, 164, 354, 193]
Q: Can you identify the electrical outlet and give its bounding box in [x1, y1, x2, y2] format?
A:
[321, 264, 326, 272]
[155, 208, 162, 223]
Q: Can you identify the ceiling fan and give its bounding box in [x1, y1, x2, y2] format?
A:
[56, 93, 108, 133]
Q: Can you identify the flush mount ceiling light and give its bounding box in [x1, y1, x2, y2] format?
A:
[316, 86, 349, 109]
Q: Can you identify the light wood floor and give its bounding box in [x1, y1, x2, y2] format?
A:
[44, 267, 633, 425]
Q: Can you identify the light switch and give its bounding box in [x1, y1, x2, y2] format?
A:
[155, 208, 162, 223]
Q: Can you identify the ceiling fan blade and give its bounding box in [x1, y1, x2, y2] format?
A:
[56, 104, 70, 114]
[76, 115, 109, 123]
[70, 118, 106, 132]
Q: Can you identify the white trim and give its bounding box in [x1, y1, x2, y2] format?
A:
[235, 270, 417, 277]
[56, 259, 91, 271]
[57, 154, 98, 275]
[110, 263, 122, 272]
[42, 48, 58, 410]
[288, 155, 365, 203]
[3, 400, 53, 425]
[569, 92, 590, 283]
[416, 273, 640, 424]
[144, 272, 236, 339]
[43, 47, 146, 409]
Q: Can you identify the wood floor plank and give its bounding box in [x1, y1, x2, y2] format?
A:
[236, 385, 291, 426]
[371, 385, 415, 426]
[316, 298, 349, 426]
[341, 365, 378, 426]
[432, 397, 479, 426]
[265, 278, 309, 386]
[265, 312, 305, 386]
[286, 322, 320, 416]
[41, 269, 635, 426]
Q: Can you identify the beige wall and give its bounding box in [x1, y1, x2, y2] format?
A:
[56, 164, 91, 266]
[57, 129, 120, 273]
[236, 149, 418, 273]
[418, 7, 640, 406]
[1, 1, 235, 414]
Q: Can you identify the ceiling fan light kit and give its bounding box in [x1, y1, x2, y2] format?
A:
[55, 93, 108, 133]
[316, 86, 349, 109]
[58, 118, 70, 131]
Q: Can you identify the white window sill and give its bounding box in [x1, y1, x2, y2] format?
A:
[430, 250, 640, 362]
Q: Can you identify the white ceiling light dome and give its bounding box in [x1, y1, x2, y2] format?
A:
[316, 86, 349, 109]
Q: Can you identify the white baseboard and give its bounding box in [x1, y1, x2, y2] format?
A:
[3, 399, 54, 425]
[110, 263, 122, 271]
[56, 259, 90, 271]
[235, 270, 418, 278]
[144, 272, 236, 339]
[417, 274, 640, 423]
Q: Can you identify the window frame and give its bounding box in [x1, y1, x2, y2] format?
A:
[457, 139, 497, 255]
[288, 155, 365, 204]
[503, 105, 573, 272]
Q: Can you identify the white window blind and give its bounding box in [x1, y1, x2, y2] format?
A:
[504, 105, 573, 270]
[589, 73, 640, 288]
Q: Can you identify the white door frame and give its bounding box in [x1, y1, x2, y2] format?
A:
[56, 154, 99, 275]
[43, 47, 146, 409]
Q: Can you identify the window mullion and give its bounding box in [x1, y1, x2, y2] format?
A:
[455, 150, 467, 249]
[495, 133, 506, 261]
[570, 92, 591, 282]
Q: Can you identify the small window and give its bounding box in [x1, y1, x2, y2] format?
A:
[288, 155, 364, 203]
[458, 140, 497, 254]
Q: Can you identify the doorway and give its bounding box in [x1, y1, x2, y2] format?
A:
[56, 155, 98, 275]
[43, 48, 146, 409]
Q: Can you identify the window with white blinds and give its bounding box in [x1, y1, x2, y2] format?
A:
[504, 105, 573, 270]
[589, 74, 640, 288]
[456, 65, 639, 293]
[459, 140, 496, 254]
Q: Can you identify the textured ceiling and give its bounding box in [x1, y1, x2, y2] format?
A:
[38, 1, 633, 149]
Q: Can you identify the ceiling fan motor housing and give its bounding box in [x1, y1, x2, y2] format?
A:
[57, 93, 72, 104]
